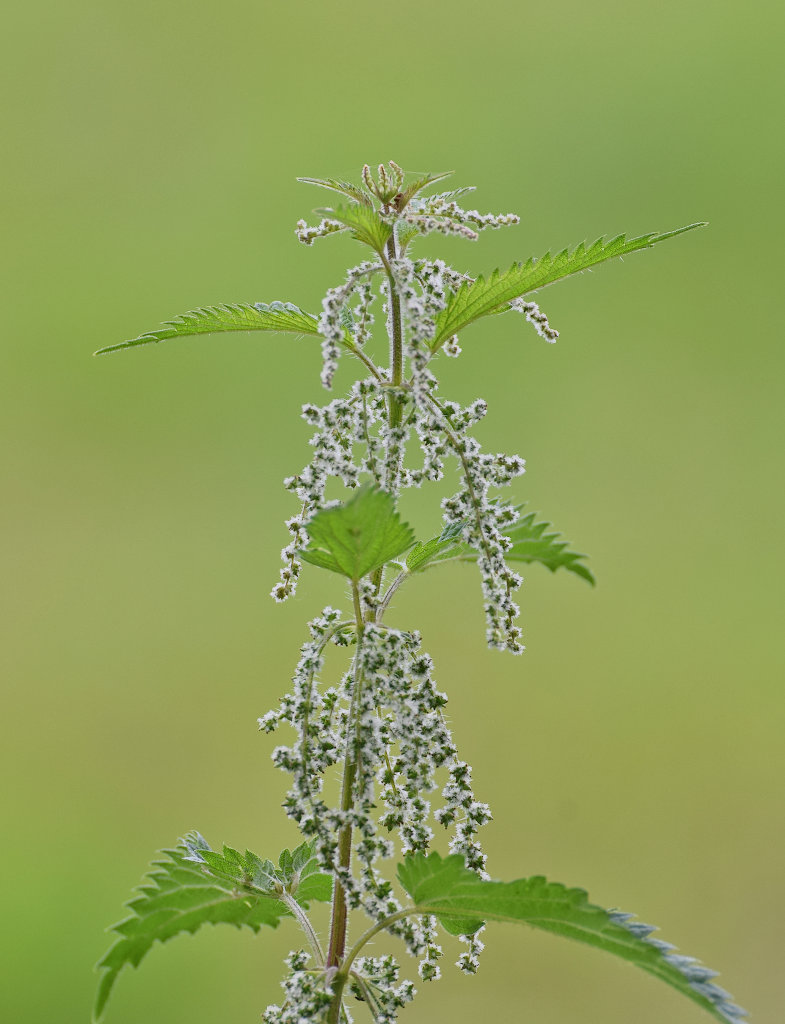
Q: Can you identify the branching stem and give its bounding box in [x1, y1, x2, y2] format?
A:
[339, 908, 414, 979]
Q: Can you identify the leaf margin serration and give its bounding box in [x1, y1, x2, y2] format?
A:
[396, 852, 746, 1024]
[94, 301, 322, 355]
[432, 223, 707, 348]
[93, 835, 331, 1022]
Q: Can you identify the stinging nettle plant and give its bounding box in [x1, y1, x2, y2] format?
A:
[93, 162, 745, 1024]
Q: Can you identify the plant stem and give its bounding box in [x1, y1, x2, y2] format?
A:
[338, 908, 413, 979]
[347, 341, 384, 382]
[325, 579, 365, 1016]
[369, 231, 405, 599]
[278, 891, 325, 966]
[384, 233, 404, 420]
[327, 234, 403, 1022]
[376, 566, 408, 622]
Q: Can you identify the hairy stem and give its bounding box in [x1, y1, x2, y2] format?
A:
[349, 971, 383, 1021]
[346, 341, 384, 382]
[368, 233, 406, 601]
[386, 235, 405, 395]
[326, 581, 365, 991]
[278, 891, 325, 966]
[376, 566, 408, 622]
[338, 908, 413, 980]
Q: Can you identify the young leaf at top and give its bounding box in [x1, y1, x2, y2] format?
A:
[297, 176, 373, 206]
[314, 203, 393, 255]
[274, 839, 334, 903]
[431, 223, 706, 350]
[94, 835, 331, 1022]
[94, 301, 322, 356]
[397, 170, 455, 207]
[411, 506, 594, 584]
[299, 484, 416, 582]
[397, 853, 745, 1024]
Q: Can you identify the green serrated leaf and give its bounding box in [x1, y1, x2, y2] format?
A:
[290, 842, 334, 903]
[94, 301, 323, 356]
[297, 176, 373, 206]
[299, 485, 416, 581]
[413, 186, 477, 207]
[94, 835, 331, 1022]
[405, 520, 468, 573]
[397, 222, 423, 253]
[278, 846, 294, 875]
[414, 506, 593, 584]
[314, 204, 393, 254]
[397, 853, 745, 1024]
[431, 223, 706, 349]
[290, 839, 313, 873]
[399, 170, 455, 206]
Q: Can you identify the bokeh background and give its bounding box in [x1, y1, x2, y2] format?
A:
[2, 1, 783, 1022]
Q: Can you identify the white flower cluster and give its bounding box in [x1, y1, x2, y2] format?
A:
[456, 925, 486, 975]
[296, 217, 344, 246]
[271, 378, 394, 602]
[319, 261, 382, 388]
[350, 955, 415, 1023]
[361, 625, 492, 873]
[263, 950, 335, 1024]
[270, 392, 364, 604]
[387, 258, 439, 406]
[419, 396, 526, 653]
[403, 190, 520, 242]
[259, 607, 345, 825]
[275, 326, 529, 648]
[261, 618, 491, 985]
[510, 296, 559, 342]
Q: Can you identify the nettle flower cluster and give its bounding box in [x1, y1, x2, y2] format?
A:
[262, 163, 552, 1018]
[274, 163, 545, 653]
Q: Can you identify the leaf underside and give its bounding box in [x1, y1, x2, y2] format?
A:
[94, 301, 321, 355]
[299, 484, 416, 581]
[397, 853, 745, 1024]
[432, 223, 706, 348]
[409, 507, 594, 584]
[94, 836, 331, 1022]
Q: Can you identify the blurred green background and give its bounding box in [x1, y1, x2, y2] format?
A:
[2, 0, 783, 1021]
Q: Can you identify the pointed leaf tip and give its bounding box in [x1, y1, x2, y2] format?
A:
[93, 302, 322, 356]
[397, 852, 745, 1024]
[432, 222, 706, 348]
